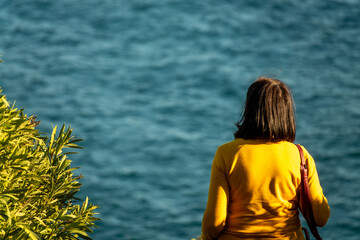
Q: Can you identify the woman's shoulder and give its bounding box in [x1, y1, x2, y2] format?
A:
[217, 139, 306, 153]
[216, 138, 269, 153]
[293, 143, 313, 158]
[217, 138, 247, 150]
[218, 138, 292, 147]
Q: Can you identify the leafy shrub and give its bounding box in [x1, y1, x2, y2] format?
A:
[0, 90, 99, 239]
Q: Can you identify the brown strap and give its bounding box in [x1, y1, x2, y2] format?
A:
[302, 227, 310, 240]
[295, 144, 322, 240]
[296, 144, 306, 167]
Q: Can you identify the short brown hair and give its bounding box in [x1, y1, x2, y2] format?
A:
[234, 77, 296, 142]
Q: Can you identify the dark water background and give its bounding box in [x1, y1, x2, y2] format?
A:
[1, 1, 359, 239]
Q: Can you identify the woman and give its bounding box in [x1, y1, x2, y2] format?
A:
[201, 77, 330, 240]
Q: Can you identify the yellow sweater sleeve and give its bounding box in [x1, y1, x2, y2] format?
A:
[301, 146, 330, 227]
[201, 148, 229, 240]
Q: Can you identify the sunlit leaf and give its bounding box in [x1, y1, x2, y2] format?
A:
[0, 89, 100, 239]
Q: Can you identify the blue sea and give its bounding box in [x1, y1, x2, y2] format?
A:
[0, 1, 359, 239]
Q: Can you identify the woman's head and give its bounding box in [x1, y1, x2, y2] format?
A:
[234, 77, 296, 142]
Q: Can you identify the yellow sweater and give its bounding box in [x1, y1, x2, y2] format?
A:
[202, 139, 330, 240]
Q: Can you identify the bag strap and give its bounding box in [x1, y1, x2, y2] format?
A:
[295, 144, 323, 240]
[302, 227, 310, 240]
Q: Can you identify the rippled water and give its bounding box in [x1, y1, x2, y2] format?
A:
[0, 1, 359, 239]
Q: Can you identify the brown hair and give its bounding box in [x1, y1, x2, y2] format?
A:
[234, 77, 296, 142]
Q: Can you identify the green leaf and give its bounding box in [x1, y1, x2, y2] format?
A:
[20, 225, 43, 240]
[0, 91, 100, 239]
[49, 126, 57, 149]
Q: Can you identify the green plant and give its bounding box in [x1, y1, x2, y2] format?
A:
[0, 89, 99, 239]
